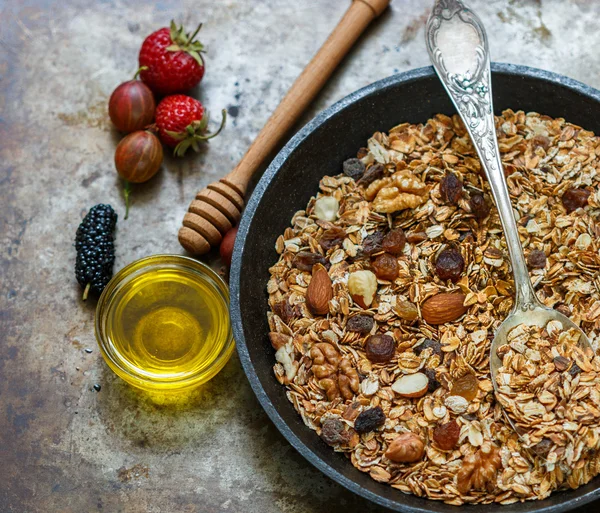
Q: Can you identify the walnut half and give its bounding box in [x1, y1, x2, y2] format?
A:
[456, 442, 502, 494]
[310, 342, 359, 401]
[365, 171, 428, 214]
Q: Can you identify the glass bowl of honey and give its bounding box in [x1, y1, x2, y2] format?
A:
[95, 255, 234, 392]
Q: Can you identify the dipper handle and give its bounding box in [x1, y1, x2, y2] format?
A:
[179, 0, 390, 254]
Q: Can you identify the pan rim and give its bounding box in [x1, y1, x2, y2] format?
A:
[230, 63, 600, 512]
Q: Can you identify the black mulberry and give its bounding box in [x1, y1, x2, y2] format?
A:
[75, 204, 117, 300]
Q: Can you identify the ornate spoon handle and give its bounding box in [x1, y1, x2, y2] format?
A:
[425, 0, 540, 312]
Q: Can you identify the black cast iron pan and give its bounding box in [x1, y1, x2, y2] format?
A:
[230, 63, 600, 512]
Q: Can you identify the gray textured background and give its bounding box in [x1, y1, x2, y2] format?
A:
[1, 0, 600, 511]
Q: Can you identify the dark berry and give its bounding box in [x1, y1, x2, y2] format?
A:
[343, 158, 366, 180]
[382, 228, 406, 255]
[433, 420, 460, 450]
[346, 314, 374, 334]
[354, 406, 386, 433]
[569, 363, 582, 377]
[293, 251, 328, 272]
[423, 368, 441, 392]
[357, 163, 384, 187]
[75, 204, 117, 300]
[527, 249, 547, 269]
[320, 226, 346, 251]
[321, 418, 350, 446]
[554, 303, 571, 317]
[562, 187, 591, 213]
[553, 356, 571, 372]
[407, 231, 428, 244]
[414, 339, 442, 358]
[469, 193, 491, 220]
[532, 438, 553, 456]
[362, 231, 385, 256]
[372, 253, 399, 281]
[365, 334, 395, 363]
[440, 172, 463, 205]
[273, 299, 295, 324]
[435, 246, 464, 282]
[459, 230, 474, 242]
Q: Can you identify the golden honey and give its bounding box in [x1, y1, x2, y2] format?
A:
[96, 255, 233, 392]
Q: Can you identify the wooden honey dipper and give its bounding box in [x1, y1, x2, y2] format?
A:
[179, 0, 391, 254]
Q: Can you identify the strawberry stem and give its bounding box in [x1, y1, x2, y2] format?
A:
[187, 23, 203, 44]
[123, 180, 131, 220]
[199, 109, 227, 140]
[172, 110, 227, 157]
[134, 66, 148, 79]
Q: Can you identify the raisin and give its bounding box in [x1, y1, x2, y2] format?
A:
[343, 158, 366, 180]
[433, 420, 460, 450]
[320, 226, 346, 251]
[362, 231, 385, 256]
[346, 314, 374, 334]
[469, 193, 491, 220]
[354, 406, 386, 434]
[554, 303, 571, 317]
[459, 230, 474, 242]
[569, 363, 582, 377]
[519, 214, 533, 227]
[532, 438, 553, 456]
[553, 355, 571, 372]
[293, 251, 328, 272]
[527, 249, 546, 269]
[423, 368, 441, 392]
[435, 246, 464, 282]
[532, 135, 550, 151]
[321, 418, 350, 446]
[372, 253, 399, 281]
[357, 163, 384, 187]
[382, 228, 406, 255]
[273, 299, 295, 324]
[414, 339, 442, 358]
[440, 172, 463, 205]
[562, 187, 591, 213]
[394, 300, 419, 321]
[406, 231, 428, 244]
[356, 147, 369, 159]
[451, 372, 479, 401]
[365, 334, 395, 363]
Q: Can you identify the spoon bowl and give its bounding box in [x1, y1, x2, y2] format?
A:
[490, 305, 592, 397]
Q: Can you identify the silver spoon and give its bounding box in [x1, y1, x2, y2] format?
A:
[425, 0, 592, 431]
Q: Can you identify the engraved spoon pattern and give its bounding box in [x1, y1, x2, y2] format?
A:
[425, 0, 593, 439]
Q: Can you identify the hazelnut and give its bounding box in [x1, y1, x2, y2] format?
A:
[348, 270, 377, 308]
[385, 432, 425, 463]
[313, 196, 339, 221]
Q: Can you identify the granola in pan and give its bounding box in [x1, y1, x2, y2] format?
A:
[496, 321, 600, 469]
[266, 110, 600, 504]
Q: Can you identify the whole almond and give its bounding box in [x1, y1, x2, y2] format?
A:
[421, 292, 468, 325]
[306, 263, 333, 315]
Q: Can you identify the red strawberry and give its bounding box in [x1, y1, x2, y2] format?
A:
[139, 21, 206, 95]
[155, 95, 226, 156]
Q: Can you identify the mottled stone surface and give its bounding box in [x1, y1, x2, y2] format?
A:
[1, 0, 600, 511]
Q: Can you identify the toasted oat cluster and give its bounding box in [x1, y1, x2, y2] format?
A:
[496, 321, 600, 469]
[266, 110, 600, 504]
